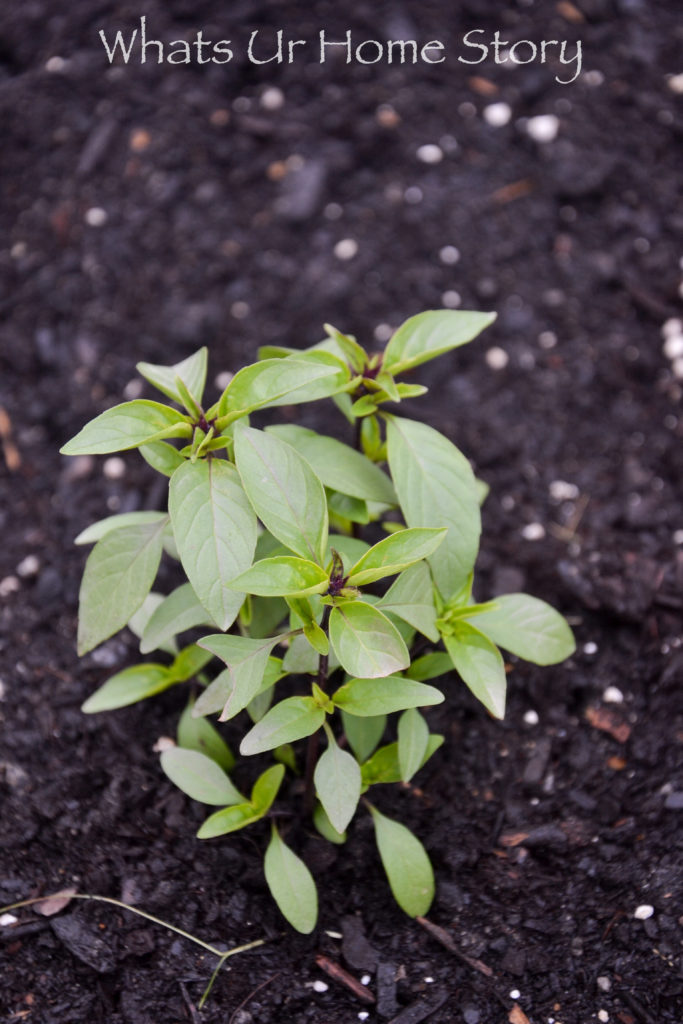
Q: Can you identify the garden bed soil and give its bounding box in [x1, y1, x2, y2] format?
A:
[1, 1, 682, 1022]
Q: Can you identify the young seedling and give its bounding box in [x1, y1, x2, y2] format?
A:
[61, 310, 575, 932]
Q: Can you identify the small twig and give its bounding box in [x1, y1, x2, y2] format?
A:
[315, 954, 376, 1005]
[228, 973, 281, 1024]
[416, 916, 493, 978]
[180, 980, 201, 1024]
[616, 990, 658, 1024]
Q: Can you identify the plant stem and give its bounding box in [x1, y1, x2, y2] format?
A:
[303, 605, 331, 816]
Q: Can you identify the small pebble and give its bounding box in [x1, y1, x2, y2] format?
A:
[324, 930, 342, 939]
[0, 576, 20, 597]
[358, 1013, 369, 1022]
[45, 56, 66, 72]
[674, 530, 683, 545]
[404, 186, 423, 204]
[0, 913, 18, 927]
[485, 346, 509, 370]
[360, 974, 371, 986]
[603, 686, 624, 704]
[231, 300, 250, 319]
[538, 330, 557, 349]
[668, 73, 683, 94]
[16, 554, 40, 578]
[334, 238, 358, 260]
[509, 989, 521, 999]
[663, 334, 683, 360]
[442, 290, 461, 308]
[324, 202, 343, 220]
[123, 378, 144, 400]
[152, 736, 175, 753]
[584, 70, 604, 86]
[260, 86, 284, 111]
[483, 102, 512, 127]
[374, 323, 393, 343]
[416, 144, 443, 164]
[597, 976, 611, 992]
[662, 317, 682, 338]
[523, 710, 539, 726]
[129, 129, 151, 153]
[463, 1008, 480, 1024]
[215, 371, 234, 391]
[526, 114, 560, 143]
[439, 245, 460, 265]
[672, 357, 683, 380]
[376, 103, 400, 128]
[0, 678, 6, 700]
[85, 207, 108, 227]
[634, 904, 654, 920]
[583, 641, 598, 656]
[424, 976, 434, 983]
[312, 980, 328, 993]
[521, 522, 546, 541]
[598, 1012, 609, 1023]
[103, 457, 126, 480]
[549, 480, 579, 501]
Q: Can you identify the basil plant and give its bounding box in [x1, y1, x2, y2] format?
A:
[61, 311, 575, 932]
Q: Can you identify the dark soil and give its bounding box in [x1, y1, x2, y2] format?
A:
[1, 2, 682, 1022]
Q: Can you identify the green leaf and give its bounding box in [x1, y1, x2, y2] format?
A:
[137, 348, 208, 406]
[378, 562, 439, 643]
[386, 416, 480, 600]
[75, 511, 168, 546]
[395, 382, 428, 400]
[368, 805, 435, 917]
[314, 731, 361, 833]
[332, 676, 444, 717]
[361, 736, 443, 787]
[398, 709, 430, 783]
[248, 596, 289, 638]
[405, 651, 453, 682]
[169, 643, 214, 682]
[328, 602, 409, 679]
[77, 518, 168, 655]
[313, 803, 347, 844]
[160, 747, 243, 806]
[240, 696, 325, 755]
[323, 323, 367, 373]
[383, 310, 496, 376]
[139, 440, 186, 478]
[251, 763, 286, 813]
[346, 527, 446, 587]
[466, 593, 576, 665]
[177, 698, 235, 771]
[264, 825, 318, 934]
[283, 634, 339, 675]
[230, 557, 329, 597]
[350, 394, 379, 417]
[127, 593, 176, 655]
[219, 355, 348, 419]
[341, 711, 386, 764]
[324, 536, 370, 570]
[197, 802, 261, 839]
[443, 620, 507, 718]
[374, 371, 400, 403]
[141, 583, 216, 655]
[475, 478, 490, 505]
[267, 425, 396, 505]
[234, 425, 328, 563]
[327, 492, 369, 526]
[82, 663, 175, 713]
[61, 401, 190, 456]
[194, 634, 286, 721]
[169, 459, 257, 631]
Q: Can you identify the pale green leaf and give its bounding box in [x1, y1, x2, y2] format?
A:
[361, 736, 443, 787]
[443, 620, 507, 718]
[313, 803, 347, 844]
[194, 634, 285, 721]
[327, 491, 369, 526]
[264, 825, 318, 934]
[323, 323, 367, 373]
[397, 709, 430, 782]
[251, 763, 285, 813]
[467, 593, 576, 665]
[230, 557, 329, 597]
[346, 527, 446, 587]
[220, 354, 348, 419]
[139, 440, 186, 478]
[234, 425, 328, 563]
[332, 676, 444, 717]
[314, 733, 361, 834]
[137, 347, 208, 405]
[169, 459, 257, 630]
[168, 643, 214, 682]
[127, 593, 176, 655]
[75, 511, 168, 546]
[197, 802, 261, 839]
[267, 425, 396, 504]
[387, 416, 480, 600]
[324, 536, 370, 571]
[369, 805, 435, 917]
[177, 698, 235, 771]
[328, 602, 409, 679]
[82, 663, 175, 713]
[383, 310, 496, 375]
[405, 651, 453, 681]
[341, 711, 386, 763]
[77, 518, 168, 655]
[140, 583, 216, 655]
[61, 401, 190, 456]
[378, 562, 439, 643]
[160, 747, 243, 806]
[240, 697, 325, 755]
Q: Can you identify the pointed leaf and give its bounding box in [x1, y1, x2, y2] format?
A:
[127, 593, 176, 655]
[405, 651, 453, 681]
[346, 527, 446, 587]
[333, 676, 444, 717]
[369, 805, 434, 916]
[467, 593, 575, 665]
[160, 747, 243, 806]
[314, 734, 361, 834]
[169, 459, 257, 630]
[341, 711, 386, 763]
[383, 310, 496, 375]
[177, 698, 235, 771]
[443, 620, 507, 718]
[82, 663, 175, 713]
[324, 323, 367, 373]
[234, 425, 328, 563]
[264, 825, 318, 934]
[398, 709, 429, 782]
[378, 562, 439, 642]
[139, 440, 186, 478]
[141, 583, 216, 655]
[240, 697, 325, 756]
[77, 518, 168, 655]
[230, 557, 329, 597]
[137, 348, 208, 405]
[387, 416, 480, 599]
[61, 401, 190, 455]
[168, 643, 214, 682]
[195, 634, 285, 721]
[313, 803, 347, 844]
[361, 736, 444, 787]
[267, 425, 396, 504]
[328, 602, 409, 679]
[220, 355, 348, 419]
[75, 511, 168, 546]
[251, 763, 285, 813]
[197, 802, 261, 839]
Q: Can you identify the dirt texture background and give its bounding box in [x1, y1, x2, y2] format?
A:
[1, 2, 682, 1022]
